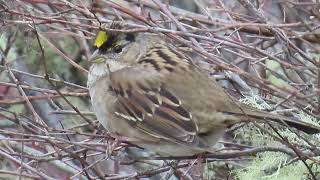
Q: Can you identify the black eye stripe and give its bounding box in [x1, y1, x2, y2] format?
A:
[99, 33, 118, 51]
[98, 33, 134, 54]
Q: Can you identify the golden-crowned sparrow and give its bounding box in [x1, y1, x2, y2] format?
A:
[87, 25, 320, 156]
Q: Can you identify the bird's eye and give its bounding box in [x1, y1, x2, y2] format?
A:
[113, 45, 123, 53]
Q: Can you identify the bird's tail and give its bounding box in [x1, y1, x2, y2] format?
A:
[232, 107, 320, 134]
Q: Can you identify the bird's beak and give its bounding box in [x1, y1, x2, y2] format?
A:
[88, 49, 100, 63]
[89, 49, 107, 64]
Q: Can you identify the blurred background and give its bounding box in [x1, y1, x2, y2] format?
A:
[0, 0, 320, 179]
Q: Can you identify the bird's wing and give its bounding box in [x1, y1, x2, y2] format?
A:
[108, 45, 208, 148]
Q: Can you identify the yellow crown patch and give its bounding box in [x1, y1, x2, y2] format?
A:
[94, 31, 108, 48]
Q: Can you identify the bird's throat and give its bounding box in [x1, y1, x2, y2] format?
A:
[87, 60, 127, 87]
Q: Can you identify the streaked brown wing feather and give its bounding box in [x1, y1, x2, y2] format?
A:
[109, 47, 207, 147]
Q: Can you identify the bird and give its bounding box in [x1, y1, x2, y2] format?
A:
[87, 24, 320, 156]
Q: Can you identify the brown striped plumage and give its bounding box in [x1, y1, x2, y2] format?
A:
[87, 29, 320, 156]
